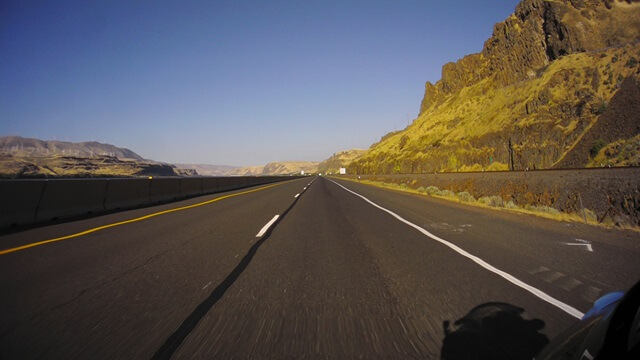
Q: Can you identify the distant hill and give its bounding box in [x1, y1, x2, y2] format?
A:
[349, 0, 640, 174]
[173, 163, 239, 176]
[262, 161, 318, 175]
[229, 161, 319, 176]
[317, 149, 366, 174]
[228, 165, 268, 176]
[0, 154, 187, 178]
[0, 136, 144, 160]
[0, 136, 191, 178]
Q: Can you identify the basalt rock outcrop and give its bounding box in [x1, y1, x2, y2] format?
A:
[352, 0, 640, 175]
[420, 0, 640, 114]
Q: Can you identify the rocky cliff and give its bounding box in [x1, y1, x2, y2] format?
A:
[352, 0, 640, 174]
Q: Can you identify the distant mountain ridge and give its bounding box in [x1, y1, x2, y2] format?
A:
[0, 136, 193, 178]
[229, 161, 319, 176]
[0, 136, 324, 177]
[0, 136, 144, 160]
[173, 164, 239, 176]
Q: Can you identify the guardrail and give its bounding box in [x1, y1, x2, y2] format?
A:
[0, 176, 296, 229]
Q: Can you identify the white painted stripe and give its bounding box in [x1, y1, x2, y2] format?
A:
[566, 243, 593, 252]
[294, 193, 300, 198]
[327, 178, 585, 319]
[255, 215, 280, 238]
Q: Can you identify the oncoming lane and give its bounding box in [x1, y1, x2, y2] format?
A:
[0, 177, 312, 359]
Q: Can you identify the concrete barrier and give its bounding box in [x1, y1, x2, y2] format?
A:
[180, 178, 202, 197]
[229, 177, 246, 190]
[1, 176, 296, 229]
[104, 179, 150, 211]
[202, 177, 219, 194]
[0, 180, 46, 228]
[36, 179, 109, 222]
[149, 178, 181, 203]
[218, 177, 231, 192]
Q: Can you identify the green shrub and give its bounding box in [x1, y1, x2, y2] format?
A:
[533, 205, 560, 215]
[439, 190, 455, 197]
[594, 101, 607, 115]
[590, 139, 606, 158]
[479, 196, 504, 207]
[457, 191, 476, 202]
[625, 57, 638, 68]
[426, 186, 440, 195]
[417, 186, 427, 193]
[584, 209, 597, 222]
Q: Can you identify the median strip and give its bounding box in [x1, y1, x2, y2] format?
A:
[327, 178, 585, 319]
[0, 181, 290, 256]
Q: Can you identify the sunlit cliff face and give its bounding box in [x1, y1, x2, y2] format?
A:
[350, 0, 640, 174]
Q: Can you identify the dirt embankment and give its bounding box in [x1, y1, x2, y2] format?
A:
[340, 167, 640, 227]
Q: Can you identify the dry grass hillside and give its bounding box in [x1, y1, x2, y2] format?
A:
[229, 161, 319, 176]
[317, 149, 366, 174]
[173, 163, 240, 176]
[350, 0, 640, 174]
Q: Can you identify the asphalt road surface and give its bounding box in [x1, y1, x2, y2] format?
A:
[1, 176, 639, 359]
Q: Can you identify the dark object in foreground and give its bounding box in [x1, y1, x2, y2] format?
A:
[536, 280, 640, 360]
[440, 302, 549, 359]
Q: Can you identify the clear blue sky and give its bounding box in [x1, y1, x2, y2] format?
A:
[1, 0, 521, 166]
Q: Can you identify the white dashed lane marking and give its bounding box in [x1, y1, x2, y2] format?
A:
[256, 215, 280, 238]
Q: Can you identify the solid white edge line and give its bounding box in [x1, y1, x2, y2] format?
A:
[326, 178, 585, 319]
[294, 193, 300, 198]
[255, 215, 280, 238]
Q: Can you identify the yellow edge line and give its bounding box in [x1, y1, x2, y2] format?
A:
[0, 181, 290, 256]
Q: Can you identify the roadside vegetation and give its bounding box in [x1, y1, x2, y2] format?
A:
[587, 134, 640, 167]
[335, 177, 634, 230]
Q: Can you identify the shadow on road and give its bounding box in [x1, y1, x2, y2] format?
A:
[440, 302, 549, 360]
[151, 190, 304, 360]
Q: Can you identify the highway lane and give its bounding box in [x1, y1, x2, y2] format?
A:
[170, 176, 639, 358]
[328, 177, 640, 313]
[1, 175, 638, 358]
[0, 177, 311, 359]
